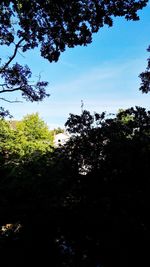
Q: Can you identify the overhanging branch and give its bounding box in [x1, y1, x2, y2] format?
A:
[0, 97, 22, 103]
[0, 87, 22, 94]
[0, 38, 24, 73]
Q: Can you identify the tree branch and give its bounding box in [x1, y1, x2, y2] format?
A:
[0, 97, 23, 103]
[0, 38, 24, 73]
[0, 87, 22, 94]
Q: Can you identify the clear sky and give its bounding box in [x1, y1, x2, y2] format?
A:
[1, 3, 150, 129]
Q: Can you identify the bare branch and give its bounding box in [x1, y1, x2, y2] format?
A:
[0, 87, 22, 94]
[0, 97, 23, 103]
[0, 83, 8, 87]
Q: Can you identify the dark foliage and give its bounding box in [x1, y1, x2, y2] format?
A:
[0, 1, 148, 60]
[0, 106, 12, 118]
[0, 1, 149, 116]
[0, 106, 150, 266]
[139, 45, 150, 93]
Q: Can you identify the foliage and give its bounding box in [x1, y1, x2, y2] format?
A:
[0, 107, 12, 118]
[54, 106, 150, 266]
[64, 107, 150, 173]
[139, 45, 150, 93]
[0, 106, 150, 266]
[0, 0, 149, 115]
[0, 113, 54, 161]
[16, 113, 53, 141]
[1, 1, 147, 60]
[53, 127, 65, 135]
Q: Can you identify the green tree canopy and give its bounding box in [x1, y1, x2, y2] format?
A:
[0, 113, 54, 161]
[16, 113, 53, 142]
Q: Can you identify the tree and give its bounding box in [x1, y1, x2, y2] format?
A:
[0, 113, 54, 163]
[55, 106, 150, 267]
[13, 113, 54, 156]
[64, 107, 150, 174]
[0, 106, 150, 266]
[0, 0, 149, 116]
[139, 45, 150, 93]
[0, 117, 15, 156]
[16, 113, 53, 141]
[53, 127, 65, 135]
[0, 113, 56, 228]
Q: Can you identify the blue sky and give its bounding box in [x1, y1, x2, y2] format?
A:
[0, 3, 150, 129]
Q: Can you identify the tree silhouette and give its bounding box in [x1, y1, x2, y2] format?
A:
[0, 0, 149, 116]
[139, 45, 150, 93]
[56, 106, 150, 267]
[0, 106, 150, 266]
